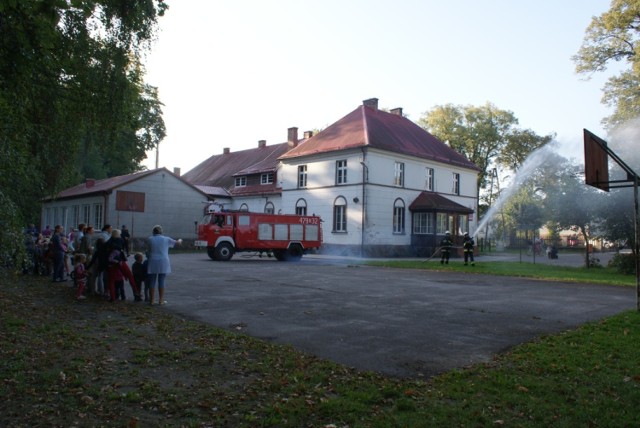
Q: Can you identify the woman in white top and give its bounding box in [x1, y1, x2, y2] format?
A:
[147, 225, 182, 305]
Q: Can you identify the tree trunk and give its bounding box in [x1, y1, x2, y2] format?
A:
[581, 226, 591, 268]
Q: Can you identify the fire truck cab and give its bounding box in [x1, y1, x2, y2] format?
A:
[194, 206, 322, 261]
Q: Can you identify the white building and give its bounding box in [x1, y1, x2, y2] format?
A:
[184, 98, 479, 257]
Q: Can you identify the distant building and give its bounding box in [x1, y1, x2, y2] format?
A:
[184, 98, 480, 257]
[40, 168, 207, 242]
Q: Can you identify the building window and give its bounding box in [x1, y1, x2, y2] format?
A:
[458, 214, 468, 235]
[93, 203, 103, 229]
[426, 167, 434, 191]
[413, 212, 434, 234]
[393, 199, 405, 234]
[333, 196, 347, 232]
[298, 165, 307, 188]
[436, 212, 448, 234]
[336, 160, 347, 185]
[452, 173, 460, 195]
[295, 199, 307, 216]
[235, 177, 247, 187]
[261, 173, 274, 185]
[82, 205, 91, 225]
[264, 202, 275, 214]
[72, 205, 80, 227]
[394, 162, 404, 187]
[61, 207, 68, 230]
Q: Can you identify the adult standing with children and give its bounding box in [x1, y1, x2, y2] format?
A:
[147, 225, 182, 305]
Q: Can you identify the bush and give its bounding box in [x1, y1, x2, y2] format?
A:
[608, 252, 636, 275]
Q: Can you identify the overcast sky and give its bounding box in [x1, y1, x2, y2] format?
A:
[143, 0, 615, 172]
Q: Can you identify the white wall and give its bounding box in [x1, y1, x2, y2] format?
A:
[112, 171, 205, 240]
[280, 148, 479, 247]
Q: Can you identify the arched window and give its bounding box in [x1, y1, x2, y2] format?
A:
[333, 196, 347, 232]
[393, 198, 405, 234]
[264, 202, 275, 214]
[295, 198, 307, 216]
[239, 203, 249, 212]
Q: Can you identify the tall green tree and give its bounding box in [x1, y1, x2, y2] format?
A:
[419, 103, 553, 206]
[543, 161, 607, 267]
[573, 0, 640, 128]
[0, 0, 167, 226]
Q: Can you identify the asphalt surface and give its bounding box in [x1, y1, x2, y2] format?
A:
[155, 251, 635, 378]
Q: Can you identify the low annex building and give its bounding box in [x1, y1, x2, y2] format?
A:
[40, 168, 208, 242]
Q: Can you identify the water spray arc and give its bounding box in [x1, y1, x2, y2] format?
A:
[473, 143, 560, 240]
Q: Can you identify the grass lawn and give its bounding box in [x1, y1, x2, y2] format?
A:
[1, 264, 639, 427]
[365, 259, 637, 287]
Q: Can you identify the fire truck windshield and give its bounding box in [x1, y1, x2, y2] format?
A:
[201, 214, 225, 227]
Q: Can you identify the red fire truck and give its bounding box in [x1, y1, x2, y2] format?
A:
[194, 207, 323, 261]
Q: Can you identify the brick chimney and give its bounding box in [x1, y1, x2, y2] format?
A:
[303, 130, 314, 139]
[85, 178, 95, 188]
[287, 127, 298, 147]
[173, 167, 181, 176]
[362, 98, 379, 110]
[223, 147, 230, 154]
[390, 107, 403, 116]
[258, 140, 266, 148]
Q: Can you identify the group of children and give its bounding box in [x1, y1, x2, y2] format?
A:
[73, 251, 150, 302]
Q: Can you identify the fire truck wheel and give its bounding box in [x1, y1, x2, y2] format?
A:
[206, 247, 217, 260]
[273, 250, 286, 261]
[214, 242, 234, 261]
[286, 244, 303, 262]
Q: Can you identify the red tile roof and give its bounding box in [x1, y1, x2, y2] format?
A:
[279, 105, 479, 171]
[43, 168, 165, 201]
[183, 143, 292, 191]
[409, 191, 473, 213]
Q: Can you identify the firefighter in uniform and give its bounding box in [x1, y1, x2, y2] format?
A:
[463, 232, 475, 266]
[440, 231, 453, 264]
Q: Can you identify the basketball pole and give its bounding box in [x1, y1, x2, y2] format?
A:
[634, 174, 639, 311]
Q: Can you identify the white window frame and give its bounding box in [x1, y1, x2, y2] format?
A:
[458, 214, 468, 235]
[393, 199, 405, 234]
[295, 198, 307, 216]
[413, 212, 434, 235]
[333, 196, 347, 232]
[452, 172, 460, 195]
[72, 205, 80, 228]
[261, 173, 274, 185]
[426, 167, 434, 191]
[298, 165, 307, 188]
[235, 176, 247, 187]
[394, 162, 405, 187]
[436, 212, 448, 234]
[93, 203, 103, 230]
[336, 160, 347, 185]
[82, 205, 91, 225]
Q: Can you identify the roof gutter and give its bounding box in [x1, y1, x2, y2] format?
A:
[360, 147, 368, 257]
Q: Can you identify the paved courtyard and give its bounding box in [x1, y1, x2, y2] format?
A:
[156, 252, 635, 378]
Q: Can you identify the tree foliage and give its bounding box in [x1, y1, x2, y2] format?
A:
[573, 0, 640, 128]
[0, 0, 167, 226]
[418, 102, 554, 202]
